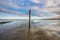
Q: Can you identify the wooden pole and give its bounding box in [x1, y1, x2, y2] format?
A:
[27, 10, 31, 40]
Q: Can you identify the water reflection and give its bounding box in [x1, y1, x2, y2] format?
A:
[0, 19, 28, 40]
[0, 20, 60, 40]
[31, 20, 60, 40]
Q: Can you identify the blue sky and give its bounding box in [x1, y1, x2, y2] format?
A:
[0, 0, 60, 19]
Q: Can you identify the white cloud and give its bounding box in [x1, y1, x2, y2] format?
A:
[0, 0, 60, 18]
[41, 16, 60, 20]
[29, 5, 60, 16]
[28, 5, 60, 18]
[29, 6, 40, 10]
[0, 16, 28, 19]
[42, 7, 60, 16]
[30, 0, 60, 7]
[0, 0, 22, 9]
[30, 0, 41, 4]
[45, 0, 60, 7]
[45, 0, 55, 7]
[8, 3, 20, 9]
[0, 8, 27, 16]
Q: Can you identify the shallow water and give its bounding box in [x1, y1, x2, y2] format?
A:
[0, 19, 60, 40]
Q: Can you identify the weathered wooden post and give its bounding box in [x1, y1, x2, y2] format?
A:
[27, 10, 31, 40]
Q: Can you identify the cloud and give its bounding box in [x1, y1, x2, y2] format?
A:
[0, 16, 29, 19]
[30, 0, 60, 7]
[28, 0, 60, 16]
[41, 16, 60, 20]
[0, 0, 30, 9]
[0, 0, 60, 18]
[0, 8, 27, 16]
[30, 0, 41, 4]
[0, 0, 21, 9]
[29, 5, 60, 16]
[29, 6, 40, 10]
[42, 7, 60, 16]
[28, 6, 57, 17]
[45, 0, 60, 7]
[13, 0, 60, 17]
[1, 0, 60, 9]
[0, 8, 40, 19]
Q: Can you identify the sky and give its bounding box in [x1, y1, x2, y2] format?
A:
[0, 0, 60, 33]
[0, 0, 60, 19]
[0, 0, 60, 29]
